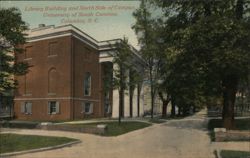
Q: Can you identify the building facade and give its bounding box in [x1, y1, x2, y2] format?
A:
[14, 24, 145, 121]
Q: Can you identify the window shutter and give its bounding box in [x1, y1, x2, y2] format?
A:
[48, 103, 51, 114]
[90, 103, 93, 114]
[21, 102, 25, 113]
[82, 102, 85, 113]
[89, 75, 91, 96]
[56, 102, 60, 114]
[107, 105, 111, 114]
[28, 102, 32, 114]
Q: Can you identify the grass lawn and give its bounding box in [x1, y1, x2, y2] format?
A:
[208, 118, 250, 131]
[68, 121, 152, 136]
[220, 150, 250, 158]
[0, 134, 78, 154]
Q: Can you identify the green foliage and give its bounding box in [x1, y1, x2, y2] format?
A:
[0, 7, 29, 94]
[220, 150, 250, 158]
[111, 37, 143, 92]
[102, 121, 151, 136]
[146, 0, 250, 117]
[102, 62, 113, 94]
[133, 0, 166, 118]
[208, 118, 250, 131]
[110, 37, 142, 122]
[111, 37, 132, 91]
[77, 121, 151, 136]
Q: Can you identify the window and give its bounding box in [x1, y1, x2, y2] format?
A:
[24, 46, 32, 60]
[48, 101, 60, 114]
[84, 72, 91, 96]
[105, 105, 111, 114]
[21, 102, 32, 114]
[48, 68, 57, 94]
[48, 42, 58, 56]
[82, 102, 93, 114]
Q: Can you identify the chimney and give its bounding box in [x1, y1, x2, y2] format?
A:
[38, 24, 46, 28]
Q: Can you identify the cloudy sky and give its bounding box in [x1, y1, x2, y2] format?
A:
[1, 1, 141, 49]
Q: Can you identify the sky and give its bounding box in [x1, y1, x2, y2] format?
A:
[0, 1, 141, 49]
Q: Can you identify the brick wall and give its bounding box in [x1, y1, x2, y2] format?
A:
[14, 36, 72, 121]
[72, 37, 103, 119]
[14, 35, 108, 121]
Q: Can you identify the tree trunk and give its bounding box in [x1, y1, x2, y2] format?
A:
[183, 106, 188, 116]
[178, 106, 181, 116]
[120, 89, 124, 118]
[222, 75, 238, 130]
[162, 101, 168, 118]
[171, 104, 176, 117]
[151, 94, 154, 119]
[119, 88, 124, 124]
[171, 98, 176, 117]
[148, 63, 155, 119]
[119, 65, 125, 125]
[193, 106, 196, 113]
[119, 89, 122, 124]
[129, 90, 133, 117]
[180, 106, 184, 116]
[137, 84, 141, 117]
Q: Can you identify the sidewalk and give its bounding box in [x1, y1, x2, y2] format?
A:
[1, 109, 248, 158]
[212, 141, 250, 152]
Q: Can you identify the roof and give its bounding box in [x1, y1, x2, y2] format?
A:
[25, 24, 145, 65]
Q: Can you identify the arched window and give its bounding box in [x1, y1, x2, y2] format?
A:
[48, 68, 57, 94]
[84, 72, 91, 96]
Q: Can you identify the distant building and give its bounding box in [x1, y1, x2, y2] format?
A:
[143, 82, 162, 116]
[14, 24, 145, 121]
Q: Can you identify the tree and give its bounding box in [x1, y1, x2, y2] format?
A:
[153, 0, 250, 129]
[158, 86, 171, 118]
[133, 0, 163, 118]
[0, 8, 29, 110]
[102, 62, 113, 117]
[156, 38, 173, 118]
[111, 38, 133, 124]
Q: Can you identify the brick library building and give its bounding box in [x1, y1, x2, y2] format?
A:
[14, 24, 145, 121]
